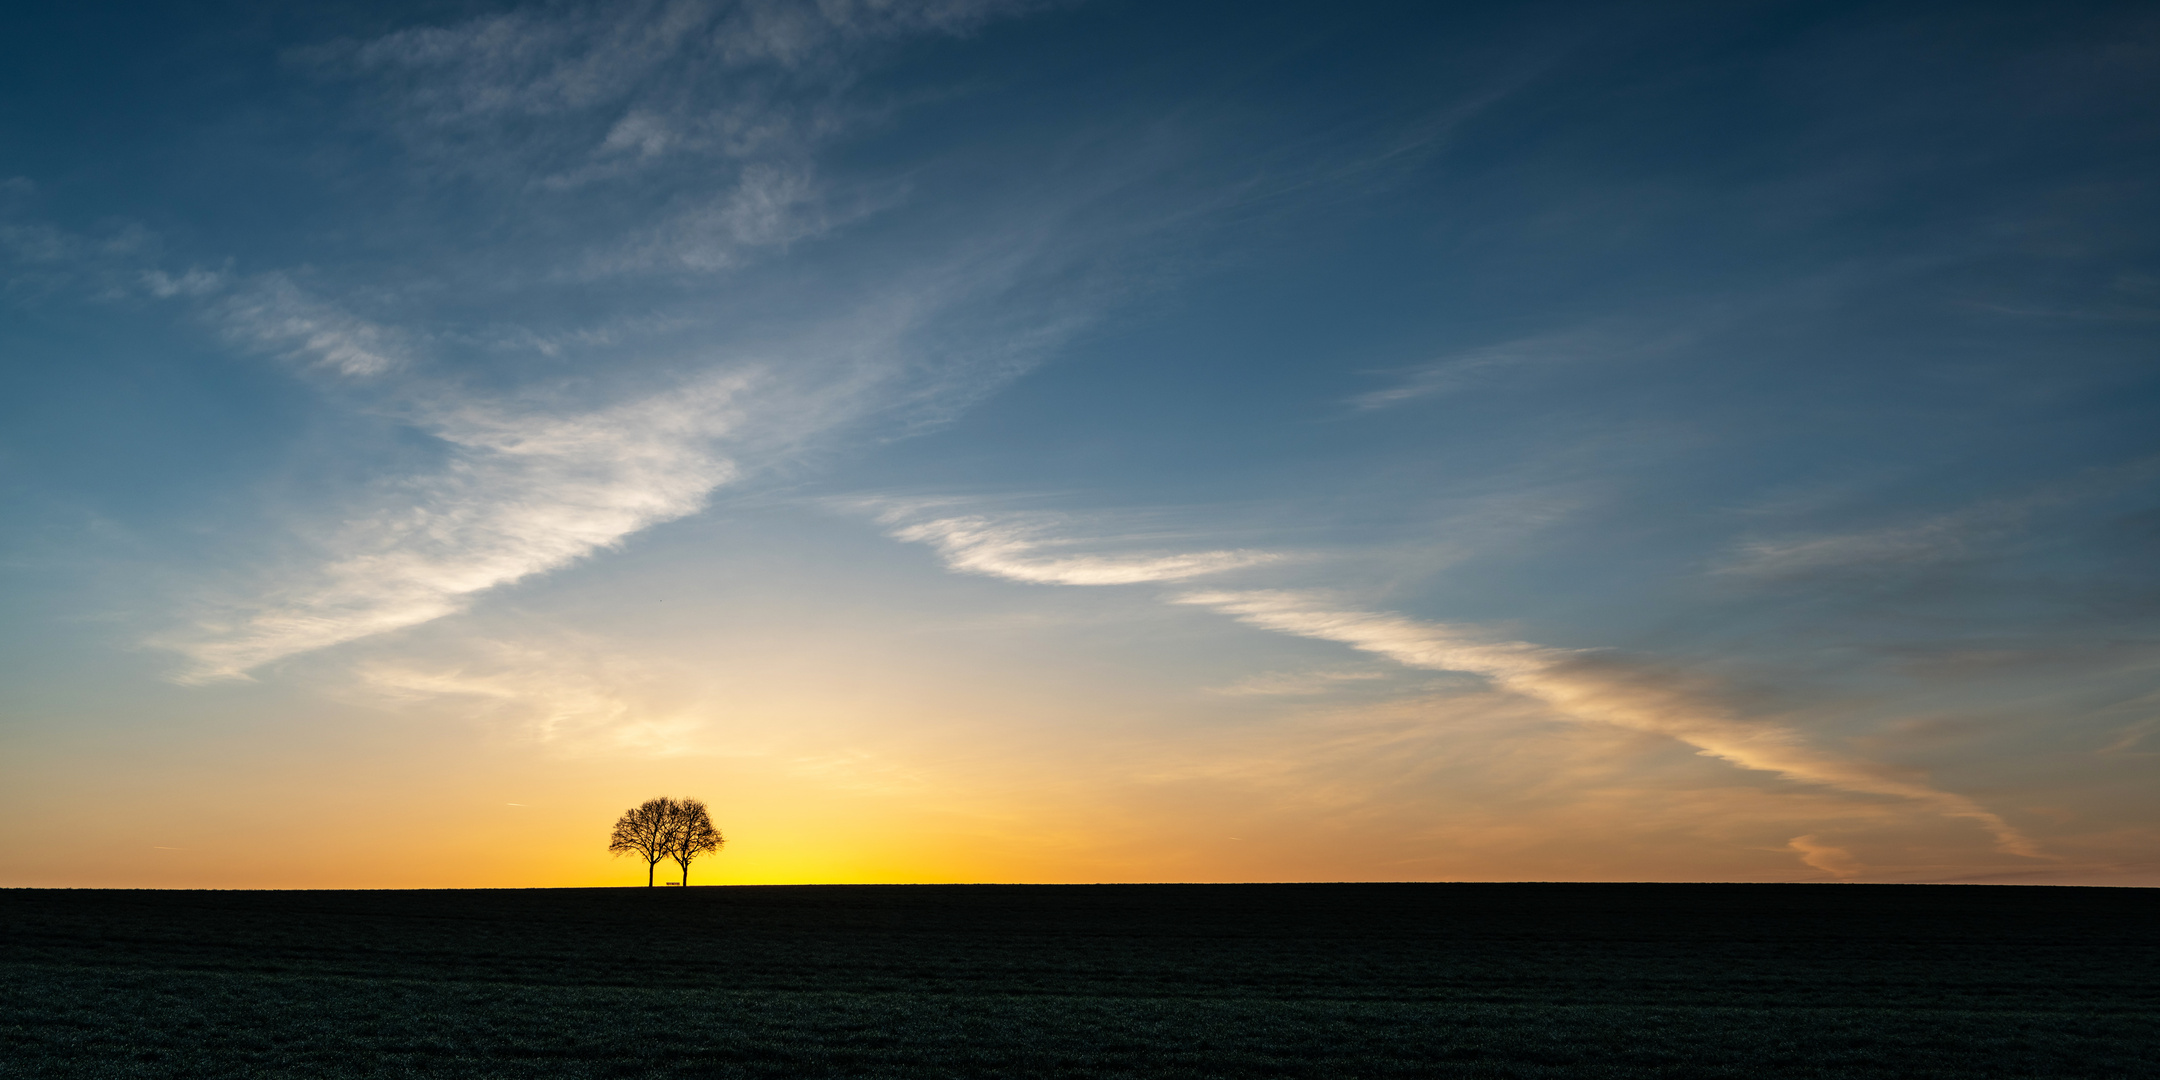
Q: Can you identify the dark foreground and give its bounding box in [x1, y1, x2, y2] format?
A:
[2, 883, 2154, 1078]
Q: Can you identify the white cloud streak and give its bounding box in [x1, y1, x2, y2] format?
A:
[1712, 502, 2030, 581]
[885, 511, 1280, 585]
[319, 0, 1049, 278]
[123, 0, 1102, 682]
[1347, 324, 1686, 410]
[1348, 335, 1577, 410]
[160, 371, 753, 681]
[345, 0, 1038, 121]
[1206, 668, 1390, 697]
[356, 640, 703, 753]
[213, 274, 410, 377]
[1712, 463, 2160, 582]
[872, 502, 2040, 855]
[0, 212, 412, 379]
[132, 167, 1097, 682]
[590, 161, 838, 275]
[142, 267, 228, 298]
[1171, 589, 2043, 856]
[1787, 834, 1864, 878]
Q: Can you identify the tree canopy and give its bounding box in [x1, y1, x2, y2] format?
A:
[607, 798, 676, 887]
[669, 798, 724, 886]
[609, 796, 724, 887]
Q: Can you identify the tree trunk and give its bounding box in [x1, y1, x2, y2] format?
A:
[647, 860, 655, 887]
[682, 861, 691, 887]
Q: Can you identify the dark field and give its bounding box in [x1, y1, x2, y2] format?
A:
[2, 883, 2155, 1078]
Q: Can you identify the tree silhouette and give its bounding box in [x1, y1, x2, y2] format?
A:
[608, 798, 675, 887]
[670, 798, 724, 886]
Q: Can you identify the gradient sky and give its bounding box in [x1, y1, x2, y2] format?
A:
[3, 0, 2157, 888]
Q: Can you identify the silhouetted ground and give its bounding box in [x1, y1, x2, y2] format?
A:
[1, 883, 2153, 1077]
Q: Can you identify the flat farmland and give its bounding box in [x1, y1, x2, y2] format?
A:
[2, 883, 2153, 1078]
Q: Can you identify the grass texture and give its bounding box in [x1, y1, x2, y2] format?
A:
[2, 882, 2153, 1077]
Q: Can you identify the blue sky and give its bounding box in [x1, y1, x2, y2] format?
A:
[3, 0, 2157, 886]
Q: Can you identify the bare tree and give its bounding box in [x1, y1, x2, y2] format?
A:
[668, 798, 724, 886]
[608, 797, 675, 887]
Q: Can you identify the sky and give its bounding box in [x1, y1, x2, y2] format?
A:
[2, 0, 2156, 888]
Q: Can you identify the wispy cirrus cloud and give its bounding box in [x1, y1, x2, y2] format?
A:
[59, 2, 1110, 682]
[341, 0, 1039, 124]
[2097, 690, 2160, 754]
[159, 370, 754, 681]
[0, 204, 410, 379]
[0, 185, 162, 298]
[587, 161, 840, 275]
[312, 0, 1052, 277]
[355, 638, 705, 753]
[1205, 667, 1391, 697]
[1714, 505, 2022, 582]
[867, 500, 2043, 857]
[880, 507, 1281, 585]
[1348, 332, 1590, 410]
[140, 235, 1095, 681]
[213, 273, 413, 378]
[5, 176, 1092, 686]
[142, 267, 228, 298]
[1714, 460, 2160, 584]
[1347, 323, 1689, 410]
[1787, 834, 1864, 878]
[1174, 588, 2042, 856]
